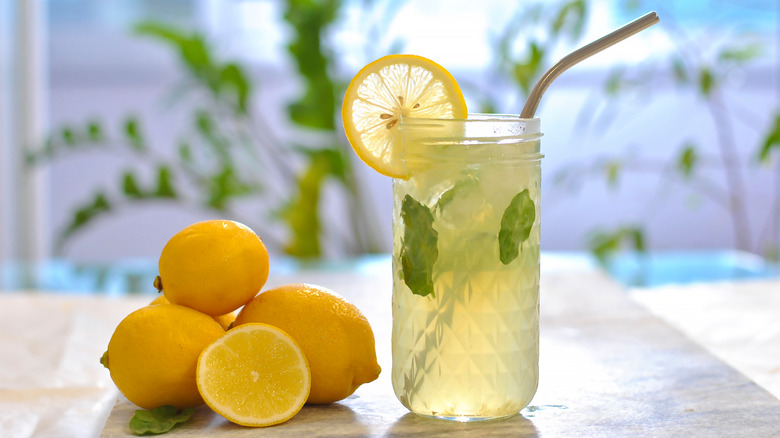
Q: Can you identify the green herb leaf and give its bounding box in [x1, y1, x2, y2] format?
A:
[604, 68, 625, 96]
[605, 161, 620, 187]
[124, 117, 145, 151]
[552, 0, 586, 41]
[758, 113, 780, 163]
[588, 226, 646, 266]
[55, 192, 112, 254]
[122, 172, 145, 198]
[718, 43, 763, 64]
[400, 195, 438, 297]
[87, 121, 103, 142]
[61, 127, 77, 146]
[276, 150, 331, 257]
[177, 141, 192, 163]
[154, 165, 177, 198]
[698, 67, 715, 97]
[282, 0, 339, 130]
[194, 111, 229, 161]
[671, 56, 689, 85]
[218, 63, 251, 115]
[129, 406, 194, 436]
[677, 143, 698, 178]
[499, 190, 535, 265]
[513, 41, 544, 95]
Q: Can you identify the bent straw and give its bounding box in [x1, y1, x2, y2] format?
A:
[520, 11, 659, 118]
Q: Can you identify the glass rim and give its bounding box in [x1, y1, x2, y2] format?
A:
[398, 113, 543, 136]
[398, 113, 543, 147]
[400, 113, 540, 123]
[400, 113, 541, 122]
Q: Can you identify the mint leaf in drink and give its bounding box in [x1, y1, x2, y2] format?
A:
[499, 189, 535, 265]
[129, 406, 194, 435]
[400, 194, 438, 297]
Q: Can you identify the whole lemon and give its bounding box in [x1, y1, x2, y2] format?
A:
[104, 304, 225, 410]
[158, 220, 269, 316]
[234, 283, 381, 404]
[149, 295, 235, 330]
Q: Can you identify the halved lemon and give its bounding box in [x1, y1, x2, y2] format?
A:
[342, 54, 468, 178]
[196, 323, 311, 427]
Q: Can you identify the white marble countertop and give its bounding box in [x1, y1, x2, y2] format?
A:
[2, 258, 779, 437]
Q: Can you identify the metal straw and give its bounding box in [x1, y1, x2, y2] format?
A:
[520, 11, 660, 118]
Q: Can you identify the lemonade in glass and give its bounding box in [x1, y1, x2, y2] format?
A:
[391, 115, 542, 419]
[342, 55, 542, 421]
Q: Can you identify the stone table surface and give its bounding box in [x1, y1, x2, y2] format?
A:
[98, 267, 780, 437]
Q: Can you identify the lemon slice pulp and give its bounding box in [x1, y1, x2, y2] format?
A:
[196, 323, 311, 427]
[342, 54, 468, 178]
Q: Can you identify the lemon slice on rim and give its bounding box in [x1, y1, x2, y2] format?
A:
[342, 54, 468, 178]
[196, 323, 311, 427]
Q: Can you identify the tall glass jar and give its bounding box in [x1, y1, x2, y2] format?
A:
[391, 114, 543, 420]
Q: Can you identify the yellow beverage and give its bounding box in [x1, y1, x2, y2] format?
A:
[391, 115, 542, 420]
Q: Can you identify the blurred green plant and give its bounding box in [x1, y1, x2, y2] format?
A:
[483, 0, 778, 266]
[28, 1, 386, 259]
[469, 0, 587, 113]
[552, 1, 778, 264]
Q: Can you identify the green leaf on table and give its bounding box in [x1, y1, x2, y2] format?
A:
[400, 195, 438, 297]
[128, 405, 194, 436]
[758, 113, 780, 163]
[498, 189, 535, 265]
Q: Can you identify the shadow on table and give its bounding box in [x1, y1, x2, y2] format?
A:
[386, 411, 538, 437]
[203, 402, 368, 436]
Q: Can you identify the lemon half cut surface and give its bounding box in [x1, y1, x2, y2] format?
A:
[342, 54, 468, 178]
[196, 323, 311, 427]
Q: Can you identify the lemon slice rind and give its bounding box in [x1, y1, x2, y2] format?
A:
[342, 54, 468, 178]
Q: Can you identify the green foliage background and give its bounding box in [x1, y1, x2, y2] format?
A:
[28, 0, 780, 265]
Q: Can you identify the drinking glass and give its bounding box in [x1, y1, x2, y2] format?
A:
[391, 114, 543, 420]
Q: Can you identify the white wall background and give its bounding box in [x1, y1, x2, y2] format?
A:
[4, 0, 779, 263]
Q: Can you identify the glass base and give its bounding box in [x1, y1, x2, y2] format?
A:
[413, 411, 520, 422]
